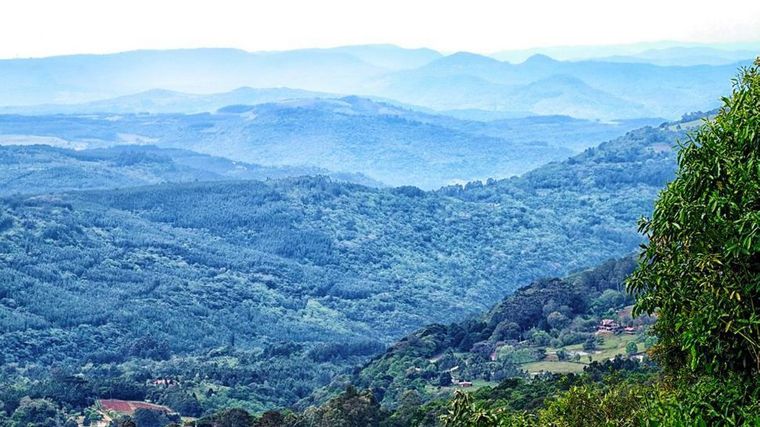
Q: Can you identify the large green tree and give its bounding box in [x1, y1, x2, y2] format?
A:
[628, 59, 760, 377]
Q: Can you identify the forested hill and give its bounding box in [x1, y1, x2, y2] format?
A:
[342, 256, 640, 408]
[0, 144, 381, 196]
[0, 99, 661, 188]
[0, 121, 682, 412]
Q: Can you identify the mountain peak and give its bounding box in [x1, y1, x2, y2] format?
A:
[522, 53, 559, 65]
[445, 51, 501, 63]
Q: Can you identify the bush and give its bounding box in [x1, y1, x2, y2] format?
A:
[625, 341, 638, 355]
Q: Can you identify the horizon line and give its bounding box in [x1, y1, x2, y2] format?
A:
[2, 39, 760, 61]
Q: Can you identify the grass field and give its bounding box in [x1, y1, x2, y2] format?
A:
[521, 361, 587, 374]
[521, 333, 643, 374]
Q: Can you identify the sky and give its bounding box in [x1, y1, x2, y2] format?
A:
[1, 0, 760, 58]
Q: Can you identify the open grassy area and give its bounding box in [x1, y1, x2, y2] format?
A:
[563, 334, 641, 361]
[521, 333, 643, 374]
[521, 361, 587, 374]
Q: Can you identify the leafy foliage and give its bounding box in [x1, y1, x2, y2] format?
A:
[628, 60, 760, 377]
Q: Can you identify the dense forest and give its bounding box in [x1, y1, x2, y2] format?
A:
[0, 113, 681, 420]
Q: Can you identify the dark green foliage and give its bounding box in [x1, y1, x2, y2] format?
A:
[643, 374, 760, 425]
[197, 408, 255, 427]
[131, 408, 177, 427]
[151, 390, 202, 418]
[629, 60, 760, 377]
[423, 60, 760, 426]
[252, 411, 287, 427]
[8, 398, 67, 427]
[430, 359, 658, 426]
[625, 341, 638, 355]
[582, 336, 598, 351]
[0, 108, 699, 421]
[437, 373, 453, 387]
[299, 387, 384, 427]
[591, 289, 626, 314]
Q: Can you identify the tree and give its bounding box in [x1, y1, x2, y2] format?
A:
[529, 330, 551, 347]
[491, 321, 520, 341]
[643, 336, 657, 350]
[582, 336, 597, 351]
[625, 341, 638, 356]
[10, 397, 66, 427]
[132, 408, 172, 427]
[591, 290, 625, 314]
[628, 60, 760, 377]
[437, 372, 453, 387]
[198, 408, 254, 427]
[556, 349, 569, 361]
[546, 311, 570, 330]
[254, 411, 285, 427]
[301, 386, 383, 427]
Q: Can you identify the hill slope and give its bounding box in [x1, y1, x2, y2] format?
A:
[0, 144, 381, 195]
[346, 256, 643, 407]
[0, 87, 336, 115]
[0, 98, 662, 188]
[0, 121, 681, 411]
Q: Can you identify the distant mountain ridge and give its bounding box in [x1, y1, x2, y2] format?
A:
[0, 87, 337, 115]
[0, 45, 751, 120]
[0, 96, 663, 188]
[489, 41, 760, 64]
[373, 52, 748, 119]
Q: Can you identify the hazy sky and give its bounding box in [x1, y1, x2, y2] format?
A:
[1, 0, 760, 58]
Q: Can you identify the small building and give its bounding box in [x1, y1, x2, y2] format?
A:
[623, 326, 637, 335]
[597, 319, 622, 334]
[458, 381, 473, 388]
[150, 377, 179, 387]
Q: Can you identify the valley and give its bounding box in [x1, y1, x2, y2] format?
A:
[0, 118, 681, 415]
[0, 36, 757, 426]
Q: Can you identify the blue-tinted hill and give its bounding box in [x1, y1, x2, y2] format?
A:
[0, 97, 662, 188]
[374, 52, 749, 119]
[0, 144, 382, 195]
[0, 46, 751, 120]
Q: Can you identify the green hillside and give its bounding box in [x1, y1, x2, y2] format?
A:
[0, 121, 680, 415]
